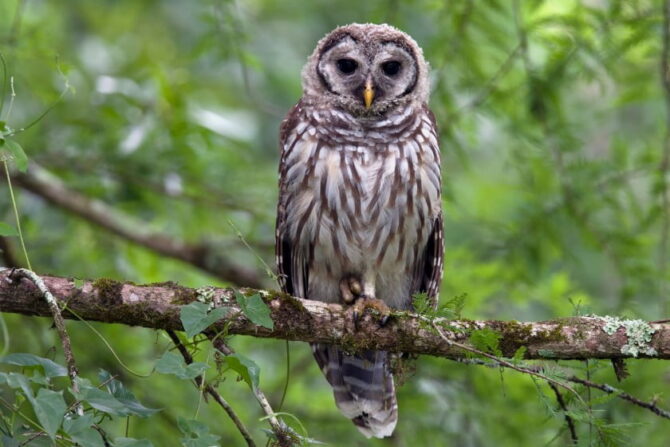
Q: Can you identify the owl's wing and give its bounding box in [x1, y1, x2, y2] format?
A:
[414, 105, 444, 310]
[417, 214, 444, 310]
[275, 101, 309, 298]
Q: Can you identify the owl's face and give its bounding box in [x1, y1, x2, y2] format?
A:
[302, 24, 429, 118]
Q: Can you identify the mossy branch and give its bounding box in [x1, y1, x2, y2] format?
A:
[0, 270, 668, 360]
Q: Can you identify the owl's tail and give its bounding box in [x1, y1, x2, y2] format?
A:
[311, 343, 397, 438]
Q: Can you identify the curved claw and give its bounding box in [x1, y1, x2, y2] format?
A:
[352, 310, 361, 330]
[380, 314, 391, 327]
[350, 294, 391, 329]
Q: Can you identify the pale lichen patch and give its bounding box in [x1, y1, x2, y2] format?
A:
[600, 316, 657, 357]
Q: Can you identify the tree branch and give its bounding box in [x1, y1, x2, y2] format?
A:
[455, 357, 670, 420]
[660, 0, 670, 312]
[7, 268, 83, 415]
[548, 381, 578, 445]
[1, 270, 668, 361]
[10, 163, 266, 288]
[166, 330, 257, 447]
[207, 335, 293, 447]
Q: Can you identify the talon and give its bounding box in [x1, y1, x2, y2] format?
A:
[7, 268, 18, 283]
[349, 294, 391, 328]
[339, 279, 356, 304]
[380, 314, 390, 327]
[348, 278, 362, 296]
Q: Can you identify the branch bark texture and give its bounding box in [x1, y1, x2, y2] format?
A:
[1, 270, 668, 360]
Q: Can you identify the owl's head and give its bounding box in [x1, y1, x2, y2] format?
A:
[301, 23, 430, 118]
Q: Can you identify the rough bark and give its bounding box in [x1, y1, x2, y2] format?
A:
[1, 270, 668, 360]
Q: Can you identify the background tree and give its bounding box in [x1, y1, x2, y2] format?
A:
[1, 0, 670, 445]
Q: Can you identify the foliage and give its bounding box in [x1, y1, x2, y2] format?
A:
[469, 328, 503, 357]
[0, 353, 157, 445]
[180, 301, 231, 338]
[235, 292, 274, 330]
[1, 0, 670, 445]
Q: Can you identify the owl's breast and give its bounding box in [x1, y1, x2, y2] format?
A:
[278, 105, 442, 305]
[281, 123, 441, 276]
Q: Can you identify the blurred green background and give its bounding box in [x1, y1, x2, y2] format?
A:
[1, 0, 670, 445]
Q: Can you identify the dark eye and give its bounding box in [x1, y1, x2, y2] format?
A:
[336, 58, 358, 74]
[382, 60, 401, 76]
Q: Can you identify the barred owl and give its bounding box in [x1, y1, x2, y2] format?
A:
[275, 23, 443, 438]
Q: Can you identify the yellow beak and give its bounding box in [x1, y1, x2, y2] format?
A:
[363, 80, 375, 109]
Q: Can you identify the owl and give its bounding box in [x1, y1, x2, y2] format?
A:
[275, 23, 443, 438]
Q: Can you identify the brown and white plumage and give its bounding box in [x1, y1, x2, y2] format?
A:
[275, 23, 443, 438]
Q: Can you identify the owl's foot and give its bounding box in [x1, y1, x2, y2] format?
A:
[339, 276, 391, 328]
[351, 295, 392, 329]
[339, 277, 362, 305]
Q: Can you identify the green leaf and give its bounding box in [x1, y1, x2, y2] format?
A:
[180, 302, 231, 338]
[115, 438, 155, 447]
[224, 353, 259, 391]
[155, 352, 209, 380]
[0, 221, 18, 237]
[512, 346, 527, 362]
[178, 418, 220, 447]
[1, 436, 20, 447]
[1, 353, 68, 378]
[62, 413, 94, 434]
[235, 292, 273, 330]
[436, 293, 467, 319]
[4, 139, 27, 172]
[411, 292, 431, 315]
[469, 328, 502, 357]
[70, 429, 105, 447]
[0, 372, 34, 399]
[63, 414, 105, 447]
[73, 382, 131, 416]
[99, 370, 160, 417]
[29, 370, 49, 386]
[32, 388, 66, 440]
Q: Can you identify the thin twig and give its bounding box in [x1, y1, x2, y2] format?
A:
[8, 268, 82, 415]
[166, 330, 257, 447]
[454, 354, 670, 420]
[3, 162, 31, 269]
[586, 360, 593, 444]
[567, 375, 670, 419]
[429, 319, 585, 404]
[0, 53, 7, 114]
[92, 424, 112, 447]
[548, 381, 578, 445]
[208, 334, 295, 447]
[277, 340, 290, 412]
[18, 431, 45, 446]
[659, 0, 670, 313]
